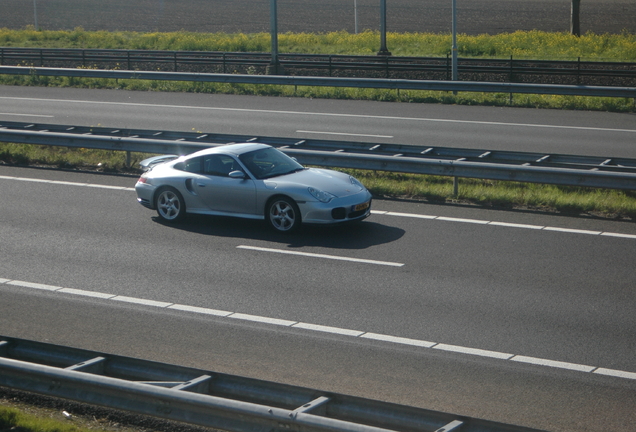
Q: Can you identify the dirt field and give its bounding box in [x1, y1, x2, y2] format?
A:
[2, 0, 634, 35]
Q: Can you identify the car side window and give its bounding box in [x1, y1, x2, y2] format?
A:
[174, 157, 201, 173]
[204, 155, 237, 177]
[179, 156, 202, 173]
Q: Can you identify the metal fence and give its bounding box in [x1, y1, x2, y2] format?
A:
[1, 47, 635, 85]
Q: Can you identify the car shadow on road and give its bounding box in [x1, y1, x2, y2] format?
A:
[151, 214, 404, 250]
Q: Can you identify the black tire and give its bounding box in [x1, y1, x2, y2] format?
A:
[155, 187, 186, 222]
[266, 197, 300, 233]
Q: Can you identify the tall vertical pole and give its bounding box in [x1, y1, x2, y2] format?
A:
[354, 0, 358, 34]
[570, 0, 581, 37]
[33, 0, 38, 29]
[451, 0, 458, 81]
[378, 0, 391, 55]
[268, 0, 283, 74]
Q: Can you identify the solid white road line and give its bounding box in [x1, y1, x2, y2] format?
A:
[236, 245, 405, 267]
[2, 277, 635, 381]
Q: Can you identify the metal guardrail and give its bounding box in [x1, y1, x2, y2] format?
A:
[1, 65, 635, 98]
[1, 121, 635, 191]
[0, 335, 546, 432]
[1, 47, 635, 85]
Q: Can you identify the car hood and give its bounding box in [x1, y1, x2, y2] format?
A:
[267, 168, 366, 198]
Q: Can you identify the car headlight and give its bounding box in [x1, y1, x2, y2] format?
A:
[349, 176, 365, 190]
[308, 187, 336, 203]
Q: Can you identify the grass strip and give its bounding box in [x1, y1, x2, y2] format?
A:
[0, 405, 89, 432]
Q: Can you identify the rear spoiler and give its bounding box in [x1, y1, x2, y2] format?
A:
[138, 154, 179, 171]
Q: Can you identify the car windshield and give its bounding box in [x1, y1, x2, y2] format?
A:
[239, 147, 304, 180]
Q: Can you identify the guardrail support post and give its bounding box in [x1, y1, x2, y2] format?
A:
[126, 151, 131, 168]
[453, 176, 459, 197]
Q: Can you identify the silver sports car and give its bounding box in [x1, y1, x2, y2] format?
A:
[135, 143, 372, 232]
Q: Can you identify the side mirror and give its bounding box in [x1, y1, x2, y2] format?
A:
[228, 170, 246, 179]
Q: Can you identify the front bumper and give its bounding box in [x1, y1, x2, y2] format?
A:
[300, 191, 372, 225]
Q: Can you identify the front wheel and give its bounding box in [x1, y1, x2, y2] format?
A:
[155, 187, 186, 222]
[266, 197, 300, 233]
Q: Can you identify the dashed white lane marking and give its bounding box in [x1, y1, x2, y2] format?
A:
[0, 112, 54, 118]
[594, 368, 636, 380]
[229, 313, 297, 327]
[433, 344, 514, 360]
[237, 245, 405, 267]
[2, 277, 635, 382]
[293, 323, 365, 336]
[296, 130, 394, 138]
[510, 355, 596, 373]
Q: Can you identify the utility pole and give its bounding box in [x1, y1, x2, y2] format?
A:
[571, 0, 581, 37]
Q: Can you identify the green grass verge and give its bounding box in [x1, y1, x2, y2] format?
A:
[0, 405, 92, 432]
[2, 27, 635, 59]
[2, 143, 635, 219]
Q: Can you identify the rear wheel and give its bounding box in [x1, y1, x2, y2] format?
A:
[266, 197, 300, 233]
[155, 187, 186, 222]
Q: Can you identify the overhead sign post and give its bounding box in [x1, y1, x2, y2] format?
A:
[378, 0, 391, 55]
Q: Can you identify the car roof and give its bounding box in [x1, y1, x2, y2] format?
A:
[187, 143, 271, 158]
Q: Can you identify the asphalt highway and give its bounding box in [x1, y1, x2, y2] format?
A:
[1, 86, 636, 158]
[1, 87, 636, 431]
